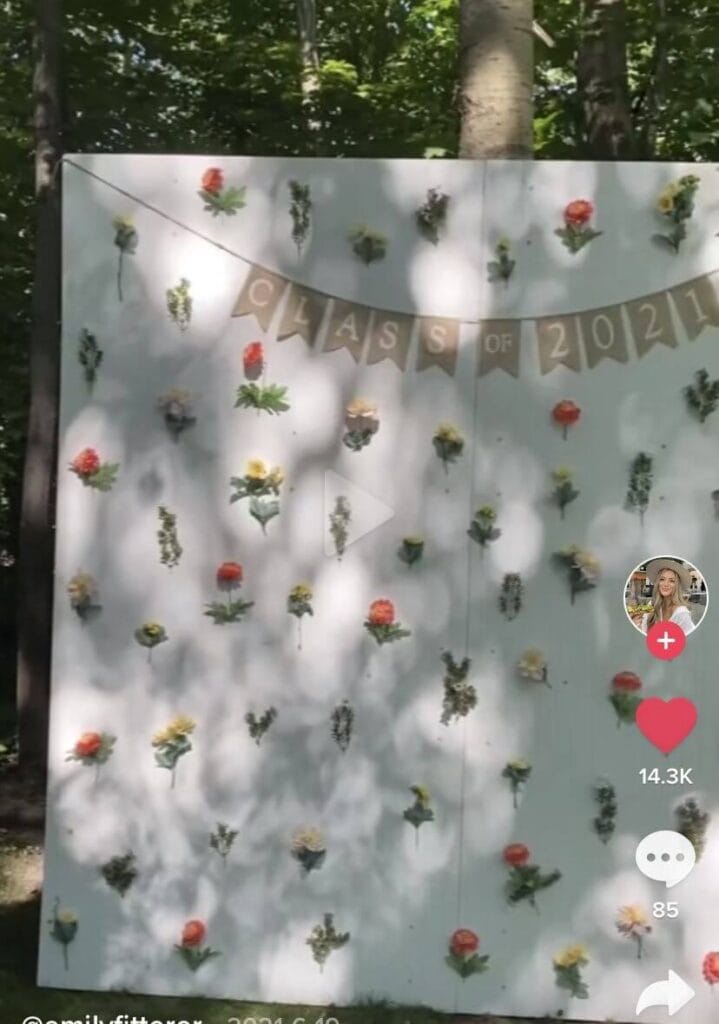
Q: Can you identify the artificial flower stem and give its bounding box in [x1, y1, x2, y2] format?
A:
[297, 619, 303, 652]
[63, 944, 69, 971]
[117, 251, 124, 302]
[171, 766, 176, 790]
[562, 425, 568, 440]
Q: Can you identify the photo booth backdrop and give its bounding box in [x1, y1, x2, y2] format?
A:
[38, 154, 719, 1023]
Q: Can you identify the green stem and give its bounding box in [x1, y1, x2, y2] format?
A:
[117, 250, 124, 301]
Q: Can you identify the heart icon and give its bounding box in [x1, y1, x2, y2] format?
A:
[636, 697, 698, 755]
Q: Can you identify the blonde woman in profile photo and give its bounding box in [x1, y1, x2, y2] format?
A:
[636, 558, 695, 635]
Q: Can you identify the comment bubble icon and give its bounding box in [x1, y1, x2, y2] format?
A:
[635, 830, 696, 889]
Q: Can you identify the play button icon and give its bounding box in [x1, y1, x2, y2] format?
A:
[323, 470, 395, 557]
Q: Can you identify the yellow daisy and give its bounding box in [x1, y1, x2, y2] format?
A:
[246, 459, 268, 481]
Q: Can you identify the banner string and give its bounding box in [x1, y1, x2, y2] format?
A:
[64, 158, 719, 333]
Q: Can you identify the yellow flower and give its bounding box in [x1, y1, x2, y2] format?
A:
[56, 908, 78, 925]
[477, 504, 497, 521]
[412, 785, 431, 807]
[575, 549, 600, 580]
[552, 466, 574, 483]
[167, 715, 196, 739]
[67, 572, 95, 604]
[404, 535, 424, 546]
[435, 422, 463, 444]
[554, 944, 589, 968]
[291, 826, 325, 852]
[290, 584, 313, 601]
[616, 905, 649, 932]
[508, 758, 530, 771]
[152, 728, 170, 747]
[346, 398, 377, 418]
[112, 214, 134, 231]
[517, 647, 547, 681]
[268, 465, 284, 487]
[142, 622, 163, 638]
[246, 459, 268, 481]
[657, 193, 675, 214]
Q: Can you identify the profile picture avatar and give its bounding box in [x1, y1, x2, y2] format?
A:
[624, 556, 708, 636]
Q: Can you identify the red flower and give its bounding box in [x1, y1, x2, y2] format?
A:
[71, 448, 101, 477]
[450, 928, 479, 957]
[564, 199, 594, 227]
[75, 732, 102, 758]
[201, 168, 223, 195]
[216, 561, 243, 585]
[368, 599, 395, 626]
[612, 671, 642, 692]
[703, 952, 719, 985]
[552, 400, 581, 429]
[243, 341, 264, 372]
[181, 920, 206, 948]
[503, 843, 530, 867]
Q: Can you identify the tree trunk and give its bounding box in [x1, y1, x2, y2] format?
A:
[296, 0, 322, 149]
[577, 0, 636, 159]
[458, 0, 534, 159]
[16, 0, 62, 771]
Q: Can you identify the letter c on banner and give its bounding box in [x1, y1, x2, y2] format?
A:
[248, 277, 275, 307]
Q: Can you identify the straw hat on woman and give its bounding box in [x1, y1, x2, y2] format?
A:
[637, 558, 694, 635]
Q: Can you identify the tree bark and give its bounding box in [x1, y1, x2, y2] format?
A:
[458, 0, 534, 159]
[577, 0, 636, 159]
[16, 0, 62, 771]
[296, 0, 322, 149]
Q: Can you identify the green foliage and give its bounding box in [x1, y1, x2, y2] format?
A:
[235, 382, 290, 415]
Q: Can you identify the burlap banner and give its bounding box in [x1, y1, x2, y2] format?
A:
[230, 261, 719, 378]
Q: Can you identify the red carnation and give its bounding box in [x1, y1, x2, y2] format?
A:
[201, 168, 223, 195]
[243, 341, 264, 378]
[703, 952, 719, 985]
[612, 671, 642, 692]
[503, 842, 530, 867]
[75, 731, 102, 758]
[181, 920, 206, 948]
[71, 448, 101, 478]
[450, 928, 479, 957]
[217, 561, 243, 585]
[552, 400, 581, 439]
[564, 199, 594, 227]
[368, 599, 395, 626]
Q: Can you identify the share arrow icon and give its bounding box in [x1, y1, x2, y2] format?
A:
[635, 970, 695, 1016]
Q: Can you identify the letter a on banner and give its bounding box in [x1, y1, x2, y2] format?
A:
[231, 265, 288, 331]
[477, 320, 521, 377]
[535, 315, 582, 374]
[416, 317, 459, 375]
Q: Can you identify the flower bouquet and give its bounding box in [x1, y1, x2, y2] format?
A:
[551, 399, 581, 439]
[502, 759, 532, 808]
[209, 822, 238, 866]
[343, 399, 380, 451]
[364, 598, 411, 645]
[415, 187, 449, 245]
[398, 535, 424, 567]
[432, 422, 464, 472]
[592, 779, 617, 844]
[198, 167, 246, 217]
[101, 852, 138, 898]
[517, 647, 549, 687]
[553, 945, 590, 998]
[175, 920, 222, 971]
[291, 826, 326, 874]
[487, 238, 515, 283]
[245, 707, 277, 746]
[403, 785, 435, 842]
[503, 843, 561, 908]
[134, 621, 168, 661]
[654, 175, 700, 253]
[157, 389, 196, 440]
[166, 278, 192, 330]
[67, 572, 101, 621]
[78, 328, 103, 388]
[287, 583, 313, 649]
[445, 929, 490, 980]
[112, 214, 138, 300]
[555, 545, 600, 603]
[609, 671, 642, 726]
[616, 905, 651, 959]
[499, 573, 523, 620]
[152, 715, 195, 788]
[230, 459, 283, 533]
[331, 699, 354, 752]
[551, 467, 579, 518]
[235, 342, 290, 415]
[205, 562, 254, 625]
[440, 651, 476, 725]
[69, 448, 119, 492]
[555, 200, 601, 254]
[306, 913, 350, 972]
[468, 505, 501, 552]
[348, 225, 387, 265]
[66, 731, 115, 785]
[49, 899, 78, 971]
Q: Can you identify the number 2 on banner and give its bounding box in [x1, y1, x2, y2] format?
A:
[639, 301, 663, 343]
[548, 321, 570, 360]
